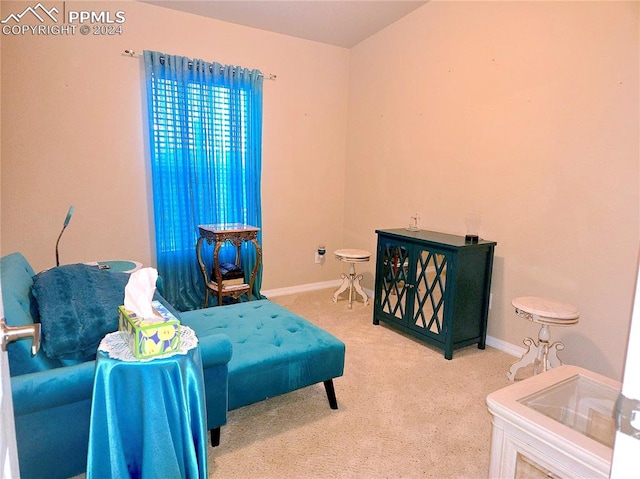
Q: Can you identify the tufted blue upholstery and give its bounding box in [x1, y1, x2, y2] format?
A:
[181, 300, 346, 410]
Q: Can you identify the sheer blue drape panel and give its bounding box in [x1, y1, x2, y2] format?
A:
[144, 51, 263, 311]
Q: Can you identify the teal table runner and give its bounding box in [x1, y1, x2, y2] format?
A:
[97, 260, 142, 273]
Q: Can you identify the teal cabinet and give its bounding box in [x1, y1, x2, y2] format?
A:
[373, 229, 496, 359]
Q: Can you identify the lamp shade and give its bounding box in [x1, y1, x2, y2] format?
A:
[63, 205, 74, 227]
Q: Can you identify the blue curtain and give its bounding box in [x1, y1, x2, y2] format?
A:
[144, 50, 263, 311]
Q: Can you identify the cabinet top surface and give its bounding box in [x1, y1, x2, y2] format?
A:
[376, 228, 496, 248]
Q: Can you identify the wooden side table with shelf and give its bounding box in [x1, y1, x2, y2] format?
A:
[373, 228, 496, 359]
[196, 223, 262, 307]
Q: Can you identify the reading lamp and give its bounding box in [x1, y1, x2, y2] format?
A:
[55, 205, 74, 266]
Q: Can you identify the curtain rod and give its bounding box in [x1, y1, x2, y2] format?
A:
[123, 49, 277, 81]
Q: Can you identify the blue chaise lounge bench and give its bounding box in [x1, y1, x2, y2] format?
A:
[1, 252, 346, 478]
[182, 299, 345, 446]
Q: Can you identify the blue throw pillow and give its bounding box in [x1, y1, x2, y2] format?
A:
[33, 265, 131, 360]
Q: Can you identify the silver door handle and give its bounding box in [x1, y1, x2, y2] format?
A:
[0, 318, 40, 355]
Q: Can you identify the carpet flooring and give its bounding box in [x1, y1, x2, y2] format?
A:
[207, 288, 515, 478]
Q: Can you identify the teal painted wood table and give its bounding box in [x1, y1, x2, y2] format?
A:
[373, 228, 496, 359]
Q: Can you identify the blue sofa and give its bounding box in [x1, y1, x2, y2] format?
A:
[2, 252, 345, 479]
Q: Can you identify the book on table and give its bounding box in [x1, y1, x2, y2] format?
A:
[211, 262, 245, 286]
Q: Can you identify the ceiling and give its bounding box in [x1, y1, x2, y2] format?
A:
[142, 1, 428, 48]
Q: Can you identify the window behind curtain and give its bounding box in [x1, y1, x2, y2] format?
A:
[144, 50, 263, 311]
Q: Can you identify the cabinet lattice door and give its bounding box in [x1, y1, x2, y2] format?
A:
[413, 250, 447, 337]
[379, 242, 410, 321]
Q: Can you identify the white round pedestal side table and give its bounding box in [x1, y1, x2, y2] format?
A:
[507, 296, 579, 381]
[333, 249, 371, 309]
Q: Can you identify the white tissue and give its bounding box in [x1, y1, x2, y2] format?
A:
[124, 267, 163, 322]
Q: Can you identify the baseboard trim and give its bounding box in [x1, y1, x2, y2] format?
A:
[262, 281, 523, 358]
[262, 280, 342, 298]
[486, 335, 524, 358]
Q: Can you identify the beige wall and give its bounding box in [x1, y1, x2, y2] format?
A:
[1, 0, 349, 288]
[2, 1, 638, 380]
[346, 1, 639, 380]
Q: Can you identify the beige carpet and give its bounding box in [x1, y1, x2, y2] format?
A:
[208, 288, 515, 479]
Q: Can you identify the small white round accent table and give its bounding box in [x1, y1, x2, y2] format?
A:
[333, 249, 371, 309]
[507, 296, 580, 381]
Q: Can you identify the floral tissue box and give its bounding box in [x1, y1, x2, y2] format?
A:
[118, 301, 181, 359]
